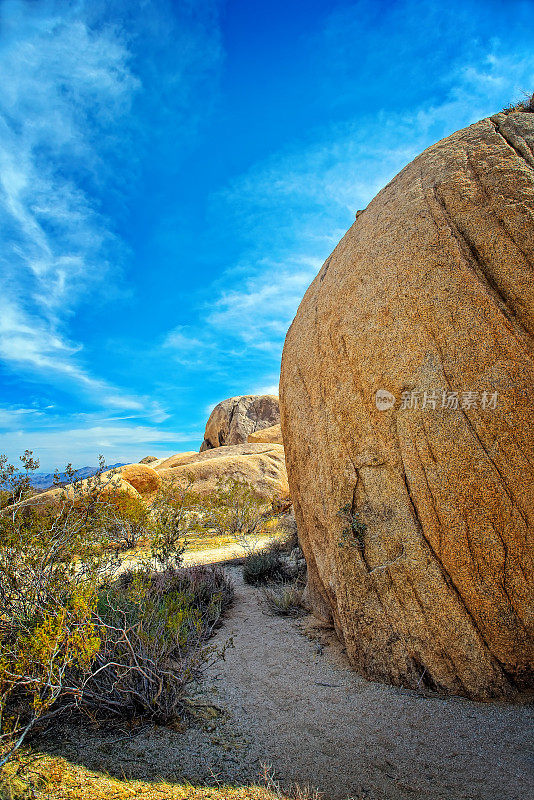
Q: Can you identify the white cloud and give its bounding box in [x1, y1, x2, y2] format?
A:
[0, 1, 144, 409]
[0, 415, 202, 471]
[0, 0, 224, 423]
[253, 385, 279, 397]
[0, 407, 43, 428]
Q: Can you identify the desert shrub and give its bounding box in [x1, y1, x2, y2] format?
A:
[0, 452, 40, 509]
[100, 489, 154, 551]
[502, 91, 534, 114]
[148, 478, 206, 568]
[203, 478, 277, 553]
[77, 565, 234, 722]
[0, 456, 127, 767]
[242, 520, 306, 584]
[0, 455, 229, 769]
[242, 544, 287, 584]
[0, 491, 11, 512]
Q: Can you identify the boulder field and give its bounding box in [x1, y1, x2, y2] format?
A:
[19, 442, 288, 510]
[10, 395, 287, 515]
[280, 110, 534, 699]
[154, 443, 288, 499]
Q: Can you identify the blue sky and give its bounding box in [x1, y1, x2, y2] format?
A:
[0, 0, 533, 470]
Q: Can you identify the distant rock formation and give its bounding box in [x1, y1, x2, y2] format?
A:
[15, 444, 287, 509]
[247, 423, 283, 445]
[200, 395, 280, 451]
[17, 464, 159, 507]
[139, 456, 158, 464]
[119, 464, 161, 495]
[156, 443, 288, 499]
[280, 110, 534, 700]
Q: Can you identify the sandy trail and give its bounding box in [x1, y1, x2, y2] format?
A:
[207, 567, 533, 800]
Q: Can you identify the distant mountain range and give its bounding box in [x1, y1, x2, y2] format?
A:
[28, 463, 127, 491]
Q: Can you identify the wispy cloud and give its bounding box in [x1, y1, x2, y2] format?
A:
[0, 406, 201, 470]
[2, 0, 533, 470]
[0, 0, 140, 406]
[0, 424, 198, 471]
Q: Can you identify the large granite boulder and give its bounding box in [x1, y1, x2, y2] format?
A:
[200, 395, 280, 451]
[118, 464, 161, 495]
[280, 111, 534, 700]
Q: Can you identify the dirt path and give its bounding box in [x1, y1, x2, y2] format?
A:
[206, 567, 533, 800]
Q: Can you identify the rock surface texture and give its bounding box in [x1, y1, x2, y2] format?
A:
[200, 395, 280, 451]
[118, 464, 162, 495]
[247, 423, 284, 444]
[280, 111, 534, 700]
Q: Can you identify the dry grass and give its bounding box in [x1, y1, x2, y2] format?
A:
[261, 583, 305, 617]
[0, 753, 320, 800]
[502, 91, 534, 114]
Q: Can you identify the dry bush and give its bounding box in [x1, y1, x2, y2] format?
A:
[502, 91, 534, 114]
[242, 519, 305, 586]
[76, 564, 234, 723]
[100, 490, 154, 551]
[261, 582, 305, 617]
[0, 452, 40, 509]
[242, 543, 288, 585]
[148, 478, 206, 568]
[0, 455, 131, 766]
[261, 765, 324, 799]
[202, 478, 278, 554]
[0, 455, 232, 770]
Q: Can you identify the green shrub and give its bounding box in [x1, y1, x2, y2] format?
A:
[242, 544, 287, 584]
[337, 502, 367, 550]
[100, 489, 154, 551]
[203, 477, 277, 552]
[0, 453, 231, 768]
[80, 565, 234, 722]
[148, 478, 206, 568]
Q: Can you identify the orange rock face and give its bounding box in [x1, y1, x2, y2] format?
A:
[119, 464, 162, 495]
[280, 111, 534, 699]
